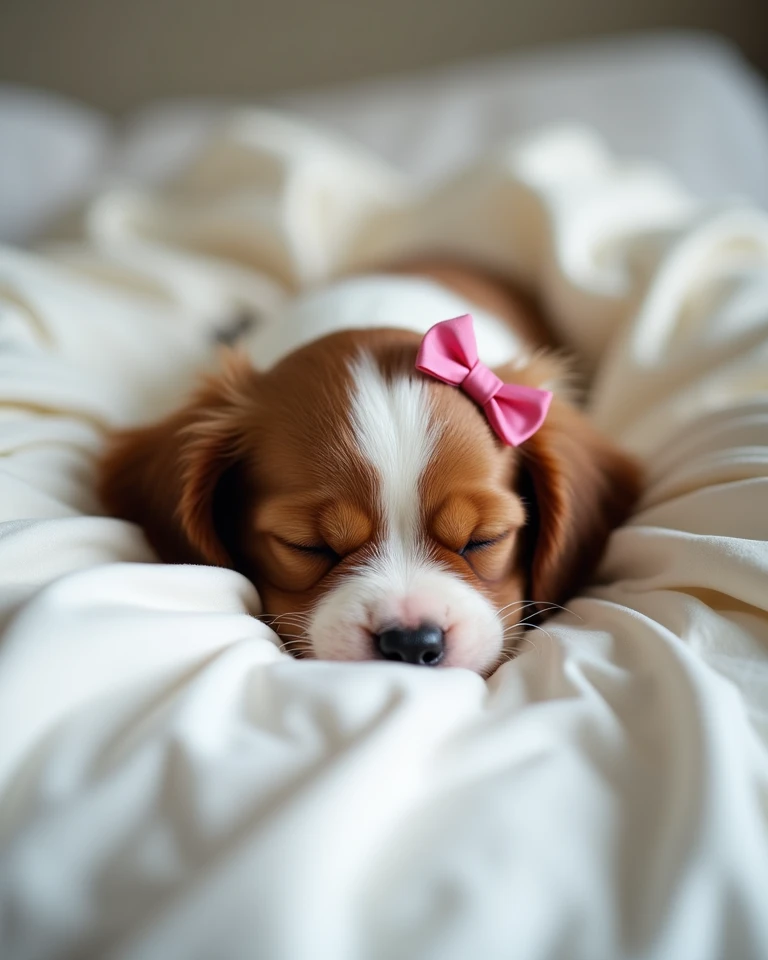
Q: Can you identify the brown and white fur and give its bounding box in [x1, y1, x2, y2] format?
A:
[98, 259, 641, 675]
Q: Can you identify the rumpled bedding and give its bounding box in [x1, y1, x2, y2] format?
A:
[1, 111, 767, 960]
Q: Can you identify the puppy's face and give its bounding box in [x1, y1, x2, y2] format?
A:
[237, 333, 528, 674]
[99, 329, 641, 675]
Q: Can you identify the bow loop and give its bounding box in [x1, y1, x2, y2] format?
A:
[416, 314, 552, 446]
[415, 313, 479, 386]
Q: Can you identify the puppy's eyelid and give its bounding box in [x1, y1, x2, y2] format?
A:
[275, 537, 339, 560]
[459, 530, 512, 556]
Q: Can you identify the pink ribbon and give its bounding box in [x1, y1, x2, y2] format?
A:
[416, 314, 552, 446]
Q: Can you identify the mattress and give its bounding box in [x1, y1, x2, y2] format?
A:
[1, 31, 768, 960]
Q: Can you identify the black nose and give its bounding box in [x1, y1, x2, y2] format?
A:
[376, 623, 445, 666]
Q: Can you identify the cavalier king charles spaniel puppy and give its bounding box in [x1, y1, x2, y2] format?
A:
[98, 259, 641, 675]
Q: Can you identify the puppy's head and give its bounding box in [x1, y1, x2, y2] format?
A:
[99, 329, 641, 675]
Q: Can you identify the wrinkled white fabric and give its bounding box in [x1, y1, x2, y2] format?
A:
[1, 112, 767, 960]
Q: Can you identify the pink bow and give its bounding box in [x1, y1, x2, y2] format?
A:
[416, 314, 552, 446]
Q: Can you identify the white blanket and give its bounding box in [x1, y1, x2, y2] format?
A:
[1, 112, 768, 960]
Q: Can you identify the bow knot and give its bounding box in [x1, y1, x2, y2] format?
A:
[415, 314, 552, 447]
[461, 361, 503, 408]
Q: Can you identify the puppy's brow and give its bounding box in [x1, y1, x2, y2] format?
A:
[320, 502, 372, 554]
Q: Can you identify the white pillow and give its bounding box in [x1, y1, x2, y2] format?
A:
[0, 86, 111, 243]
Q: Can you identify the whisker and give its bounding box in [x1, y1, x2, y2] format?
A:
[262, 612, 313, 626]
[262, 610, 312, 619]
[502, 630, 536, 656]
[515, 611, 557, 627]
[264, 616, 312, 628]
[495, 600, 542, 616]
[276, 632, 311, 645]
[515, 636, 538, 653]
[502, 618, 554, 654]
[492, 650, 519, 669]
[279, 640, 312, 656]
[261, 610, 316, 661]
[498, 603, 563, 624]
[525, 622, 554, 645]
[524, 601, 581, 620]
[270, 624, 312, 636]
[497, 600, 582, 628]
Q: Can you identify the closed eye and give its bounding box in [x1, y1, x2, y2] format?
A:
[277, 538, 340, 561]
[459, 531, 511, 555]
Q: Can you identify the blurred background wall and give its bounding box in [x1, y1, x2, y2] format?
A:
[0, 0, 766, 112]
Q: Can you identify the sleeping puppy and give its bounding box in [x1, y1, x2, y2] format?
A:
[98, 259, 641, 675]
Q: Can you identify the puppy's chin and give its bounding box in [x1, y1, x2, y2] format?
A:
[306, 565, 509, 675]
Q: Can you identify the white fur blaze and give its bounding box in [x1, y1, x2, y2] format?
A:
[308, 351, 503, 673]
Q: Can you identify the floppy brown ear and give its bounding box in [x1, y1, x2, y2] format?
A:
[97, 353, 258, 567]
[518, 397, 643, 607]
